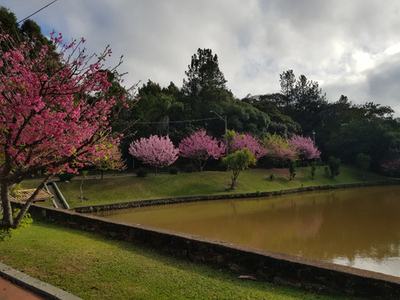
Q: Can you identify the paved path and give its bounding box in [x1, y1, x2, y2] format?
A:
[0, 262, 82, 300]
[0, 276, 45, 300]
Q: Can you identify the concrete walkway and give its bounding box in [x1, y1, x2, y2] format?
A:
[0, 262, 82, 300]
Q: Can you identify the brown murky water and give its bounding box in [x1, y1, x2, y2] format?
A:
[92, 185, 400, 277]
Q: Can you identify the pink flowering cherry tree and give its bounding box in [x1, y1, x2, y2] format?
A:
[262, 133, 297, 164]
[179, 129, 226, 171]
[0, 30, 131, 230]
[289, 135, 321, 160]
[94, 143, 127, 180]
[381, 158, 400, 177]
[129, 135, 179, 174]
[229, 131, 267, 159]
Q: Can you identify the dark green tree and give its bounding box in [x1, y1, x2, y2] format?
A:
[289, 159, 297, 180]
[0, 6, 56, 55]
[356, 153, 371, 181]
[0, 7, 19, 40]
[243, 94, 301, 137]
[328, 156, 341, 179]
[182, 48, 228, 118]
[182, 48, 227, 96]
[279, 69, 296, 107]
[311, 161, 317, 180]
[131, 80, 185, 140]
[279, 70, 327, 136]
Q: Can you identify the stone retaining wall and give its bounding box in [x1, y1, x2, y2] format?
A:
[15, 202, 400, 300]
[73, 180, 400, 213]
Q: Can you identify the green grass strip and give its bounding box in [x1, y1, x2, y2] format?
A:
[23, 166, 387, 208]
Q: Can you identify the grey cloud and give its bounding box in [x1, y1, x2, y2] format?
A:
[5, 0, 400, 116]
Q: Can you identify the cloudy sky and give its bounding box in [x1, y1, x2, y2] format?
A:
[4, 0, 400, 115]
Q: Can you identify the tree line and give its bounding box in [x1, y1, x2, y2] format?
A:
[127, 49, 399, 176]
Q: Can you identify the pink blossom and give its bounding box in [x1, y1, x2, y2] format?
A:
[381, 159, 400, 174]
[179, 129, 225, 171]
[289, 135, 321, 160]
[0, 29, 131, 229]
[229, 132, 267, 159]
[129, 135, 179, 173]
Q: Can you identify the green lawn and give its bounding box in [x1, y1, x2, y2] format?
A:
[0, 221, 353, 300]
[22, 165, 388, 208]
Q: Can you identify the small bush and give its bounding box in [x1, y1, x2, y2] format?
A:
[169, 166, 180, 175]
[325, 166, 330, 176]
[136, 168, 148, 177]
[269, 173, 276, 181]
[58, 172, 75, 182]
[185, 164, 195, 173]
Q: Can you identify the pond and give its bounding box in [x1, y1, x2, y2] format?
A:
[91, 185, 400, 277]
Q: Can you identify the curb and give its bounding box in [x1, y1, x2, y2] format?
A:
[0, 262, 83, 300]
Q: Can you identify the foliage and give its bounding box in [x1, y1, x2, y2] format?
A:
[356, 153, 371, 180]
[381, 158, 400, 177]
[132, 80, 184, 139]
[242, 94, 300, 137]
[169, 166, 180, 175]
[182, 48, 227, 97]
[262, 133, 297, 165]
[184, 164, 196, 173]
[182, 48, 228, 119]
[222, 148, 257, 190]
[0, 209, 32, 242]
[58, 172, 75, 182]
[311, 161, 317, 180]
[0, 6, 56, 55]
[94, 143, 127, 179]
[0, 29, 130, 229]
[129, 135, 179, 174]
[289, 135, 321, 160]
[223, 100, 271, 137]
[279, 70, 327, 134]
[288, 159, 297, 180]
[228, 130, 267, 159]
[178, 129, 225, 171]
[136, 168, 148, 177]
[324, 119, 392, 170]
[328, 156, 341, 178]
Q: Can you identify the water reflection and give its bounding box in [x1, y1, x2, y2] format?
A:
[92, 185, 400, 277]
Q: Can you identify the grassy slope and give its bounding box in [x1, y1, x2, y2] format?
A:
[22, 165, 388, 208]
[0, 221, 352, 300]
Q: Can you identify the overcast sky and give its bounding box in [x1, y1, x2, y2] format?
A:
[4, 0, 400, 115]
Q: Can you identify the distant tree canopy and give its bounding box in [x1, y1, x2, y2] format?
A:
[0, 6, 56, 54]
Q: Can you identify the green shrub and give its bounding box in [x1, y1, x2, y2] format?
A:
[136, 168, 148, 177]
[185, 164, 195, 173]
[169, 166, 180, 175]
[58, 172, 75, 182]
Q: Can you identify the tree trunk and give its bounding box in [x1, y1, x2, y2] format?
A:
[1, 183, 14, 228]
[80, 179, 84, 202]
[229, 178, 236, 190]
[229, 171, 240, 190]
[13, 176, 51, 228]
